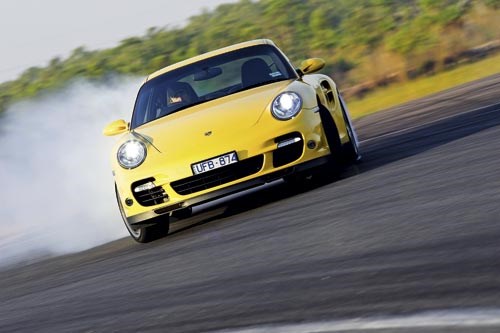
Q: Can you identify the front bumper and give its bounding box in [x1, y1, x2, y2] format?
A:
[126, 156, 330, 225]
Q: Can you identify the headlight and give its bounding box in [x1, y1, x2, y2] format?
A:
[271, 92, 302, 120]
[117, 140, 147, 169]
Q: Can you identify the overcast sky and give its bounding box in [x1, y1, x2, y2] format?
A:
[0, 0, 236, 83]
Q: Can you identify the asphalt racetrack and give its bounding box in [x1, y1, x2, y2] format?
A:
[1, 74, 500, 332]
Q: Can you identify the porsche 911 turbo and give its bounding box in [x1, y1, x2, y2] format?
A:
[104, 39, 361, 242]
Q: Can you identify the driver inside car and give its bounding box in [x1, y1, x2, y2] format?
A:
[167, 82, 198, 107]
[155, 82, 199, 118]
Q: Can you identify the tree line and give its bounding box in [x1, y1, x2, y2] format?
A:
[0, 0, 499, 113]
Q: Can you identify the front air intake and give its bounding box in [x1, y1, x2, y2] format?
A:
[131, 178, 169, 206]
[171, 155, 264, 195]
[273, 132, 304, 167]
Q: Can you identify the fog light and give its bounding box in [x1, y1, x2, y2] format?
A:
[134, 181, 156, 193]
[125, 198, 134, 206]
[277, 137, 301, 148]
[307, 140, 316, 149]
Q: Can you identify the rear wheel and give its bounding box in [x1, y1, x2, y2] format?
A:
[115, 184, 169, 243]
[339, 94, 362, 163]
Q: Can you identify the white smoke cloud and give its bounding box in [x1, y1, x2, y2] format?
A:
[0, 77, 144, 266]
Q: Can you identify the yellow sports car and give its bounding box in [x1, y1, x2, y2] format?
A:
[104, 39, 361, 242]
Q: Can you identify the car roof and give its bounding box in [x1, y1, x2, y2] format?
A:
[146, 39, 276, 81]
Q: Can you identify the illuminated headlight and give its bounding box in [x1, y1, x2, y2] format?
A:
[271, 92, 302, 120]
[117, 140, 147, 169]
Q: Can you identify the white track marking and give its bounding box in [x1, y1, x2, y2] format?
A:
[359, 102, 500, 144]
[212, 308, 500, 333]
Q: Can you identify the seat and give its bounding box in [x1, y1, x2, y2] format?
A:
[241, 58, 271, 88]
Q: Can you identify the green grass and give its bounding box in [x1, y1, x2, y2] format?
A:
[348, 53, 500, 119]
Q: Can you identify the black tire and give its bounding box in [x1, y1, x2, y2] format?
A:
[318, 103, 343, 175]
[339, 94, 362, 163]
[283, 102, 343, 187]
[115, 184, 169, 243]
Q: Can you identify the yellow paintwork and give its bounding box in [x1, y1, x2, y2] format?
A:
[106, 39, 351, 223]
[299, 58, 325, 75]
[103, 119, 128, 136]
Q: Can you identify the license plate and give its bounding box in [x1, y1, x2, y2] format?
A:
[191, 151, 239, 175]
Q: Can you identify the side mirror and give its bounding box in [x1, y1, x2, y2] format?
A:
[297, 58, 325, 76]
[103, 119, 129, 136]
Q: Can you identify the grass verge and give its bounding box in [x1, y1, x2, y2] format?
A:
[348, 53, 500, 119]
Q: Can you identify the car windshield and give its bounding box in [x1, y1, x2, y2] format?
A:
[130, 44, 297, 128]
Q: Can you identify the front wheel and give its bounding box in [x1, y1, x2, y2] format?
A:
[339, 94, 362, 163]
[318, 103, 343, 177]
[115, 185, 169, 243]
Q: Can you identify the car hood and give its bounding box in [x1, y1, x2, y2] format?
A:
[133, 80, 293, 155]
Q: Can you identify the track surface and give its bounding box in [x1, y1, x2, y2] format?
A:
[1, 74, 500, 332]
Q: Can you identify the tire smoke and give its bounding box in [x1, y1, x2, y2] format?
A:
[0, 77, 143, 267]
